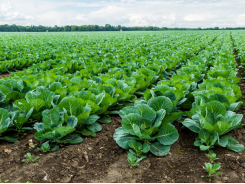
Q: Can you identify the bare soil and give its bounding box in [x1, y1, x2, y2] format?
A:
[0, 74, 10, 79]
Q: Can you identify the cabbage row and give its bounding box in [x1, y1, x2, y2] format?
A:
[182, 34, 243, 152]
[232, 31, 245, 63]
[114, 32, 244, 162]
[0, 32, 217, 148]
[0, 32, 208, 74]
[5, 33, 194, 77]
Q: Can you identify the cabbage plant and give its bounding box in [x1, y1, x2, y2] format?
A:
[34, 106, 84, 146]
[0, 108, 11, 135]
[182, 101, 244, 152]
[0, 108, 19, 142]
[187, 93, 242, 118]
[114, 96, 179, 166]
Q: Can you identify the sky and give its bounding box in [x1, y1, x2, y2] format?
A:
[0, 0, 245, 28]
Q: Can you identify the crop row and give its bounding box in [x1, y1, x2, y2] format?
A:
[0, 32, 208, 74]
[232, 31, 245, 64]
[0, 32, 217, 148]
[6, 33, 211, 83]
[114, 33, 244, 165]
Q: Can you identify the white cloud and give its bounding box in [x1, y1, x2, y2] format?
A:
[4, 12, 34, 21]
[0, 2, 34, 25]
[123, 14, 149, 26]
[1, 2, 11, 12]
[0, 0, 244, 28]
[237, 14, 245, 26]
[184, 14, 212, 22]
[76, 14, 87, 21]
[75, 2, 104, 7]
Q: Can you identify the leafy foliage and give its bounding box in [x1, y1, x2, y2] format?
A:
[206, 150, 219, 162]
[183, 103, 244, 152]
[0, 31, 215, 144]
[114, 96, 179, 165]
[37, 141, 59, 152]
[0, 31, 243, 167]
[202, 163, 224, 177]
[22, 153, 40, 163]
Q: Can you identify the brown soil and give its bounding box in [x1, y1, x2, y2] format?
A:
[0, 46, 245, 183]
[1, 115, 245, 183]
[0, 74, 10, 79]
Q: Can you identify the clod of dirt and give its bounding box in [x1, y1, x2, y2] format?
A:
[71, 161, 79, 168]
[166, 177, 172, 182]
[230, 171, 239, 179]
[83, 151, 89, 162]
[215, 181, 222, 183]
[6, 149, 12, 154]
[43, 171, 49, 181]
[225, 171, 239, 183]
[78, 165, 85, 169]
[62, 176, 72, 183]
[223, 177, 228, 181]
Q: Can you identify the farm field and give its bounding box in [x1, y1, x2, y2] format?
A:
[0, 31, 245, 183]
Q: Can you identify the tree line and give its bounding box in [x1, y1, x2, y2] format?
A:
[0, 24, 245, 32]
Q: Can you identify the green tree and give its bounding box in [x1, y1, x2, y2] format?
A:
[105, 24, 112, 31]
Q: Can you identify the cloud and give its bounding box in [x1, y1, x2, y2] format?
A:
[76, 14, 87, 21]
[1, 2, 11, 12]
[75, 2, 104, 7]
[237, 14, 245, 26]
[0, 2, 34, 25]
[0, 0, 244, 28]
[184, 14, 215, 22]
